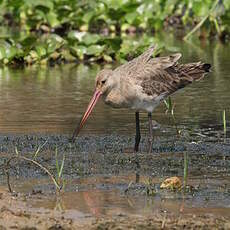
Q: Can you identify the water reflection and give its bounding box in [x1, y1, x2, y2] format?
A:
[15, 175, 230, 219]
[0, 38, 229, 135]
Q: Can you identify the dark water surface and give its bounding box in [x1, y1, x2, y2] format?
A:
[0, 38, 229, 135]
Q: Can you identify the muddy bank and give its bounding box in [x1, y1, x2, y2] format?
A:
[0, 134, 229, 179]
[0, 187, 229, 230]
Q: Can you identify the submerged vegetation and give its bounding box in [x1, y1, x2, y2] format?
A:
[0, 0, 229, 66]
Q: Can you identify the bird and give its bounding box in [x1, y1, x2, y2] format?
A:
[71, 45, 211, 153]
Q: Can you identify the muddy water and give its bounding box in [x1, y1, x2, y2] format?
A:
[0, 38, 229, 135]
[13, 174, 230, 219]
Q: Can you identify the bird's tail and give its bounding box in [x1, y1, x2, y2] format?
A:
[178, 62, 211, 83]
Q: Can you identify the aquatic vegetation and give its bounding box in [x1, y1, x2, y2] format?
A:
[144, 177, 157, 196]
[0, 0, 229, 66]
[183, 152, 188, 191]
[55, 147, 66, 190]
[164, 96, 182, 135]
[3, 146, 65, 193]
[223, 109, 227, 137]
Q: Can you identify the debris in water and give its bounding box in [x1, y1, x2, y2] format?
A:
[160, 176, 182, 190]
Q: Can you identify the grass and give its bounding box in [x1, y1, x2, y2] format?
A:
[3, 145, 65, 193]
[183, 152, 189, 191]
[183, 0, 220, 41]
[55, 147, 66, 190]
[164, 96, 181, 135]
[223, 109, 226, 138]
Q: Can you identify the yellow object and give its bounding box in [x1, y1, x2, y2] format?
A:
[160, 176, 182, 190]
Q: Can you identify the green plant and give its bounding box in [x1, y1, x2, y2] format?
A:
[164, 96, 181, 135]
[3, 146, 65, 193]
[33, 139, 48, 159]
[0, 0, 230, 66]
[55, 147, 66, 190]
[183, 152, 188, 191]
[223, 109, 226, 137]
[183, 0, 221, 40]
[144, 177, 156, 196]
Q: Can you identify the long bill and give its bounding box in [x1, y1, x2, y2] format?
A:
[71, 90, 102, 142]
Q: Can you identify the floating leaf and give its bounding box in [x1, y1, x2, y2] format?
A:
[0, 46, 6, 60]
[82, 33, 101, 45]
[46, 12, 60, 27]
[5, 46, 17, 60]
[67, 31, 86, 41]
[86, 45, 104, 56]
[70, 45, 87, 60]
[103, 54, 113, 62]
[35, 45, 47, 57]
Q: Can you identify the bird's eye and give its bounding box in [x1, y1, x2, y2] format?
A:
[101, 80, 106, 84]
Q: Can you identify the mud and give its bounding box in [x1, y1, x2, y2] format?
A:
[0, 134, 229, 229]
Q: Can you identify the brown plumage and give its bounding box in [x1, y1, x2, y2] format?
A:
[113, 46, 210, 104]
[72, 45, 211, 153]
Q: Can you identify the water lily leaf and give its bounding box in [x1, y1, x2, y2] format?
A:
[5, 46, 17, 60]
[29, 50, 38, 59]
[46, 35, 64, 53]
[86, 45, 104, 56]
[20, 36, 37, 49]
[70, 45, 87, 60]
[46, 12, 60, 27]
[82, 11, 95, 23]
[101, 37, 122, 51]
[103, 54, 113, 62]
[67, 31, 86, 41]
[224, 0, 230, 9]
[125, 12, 139, 24]
[35, 45, 47, 57]
[0, 46, 6, 60]
[24, 0, 54, 10]
[82, 33, 101, 45]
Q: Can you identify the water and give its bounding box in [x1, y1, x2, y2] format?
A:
[0, 38, 229, 135]
[14, 174, 230, 219]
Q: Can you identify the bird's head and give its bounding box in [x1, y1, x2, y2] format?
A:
[71, 69, 113, 142]
[95, 69, 113, 95]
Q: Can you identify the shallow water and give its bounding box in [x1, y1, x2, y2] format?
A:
[14, 174, 230, 219]
[0, 133, 229, 220]
[0, 37, 229, 136]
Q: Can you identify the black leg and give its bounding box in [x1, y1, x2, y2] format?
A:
[148, 112, 153, 153]
[134, 112, 141, 152]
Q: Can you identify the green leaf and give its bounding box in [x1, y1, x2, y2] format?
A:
[58, 155, 65, 178]
[46, 12, 60, 27]
[24, 0, 54, 10]
[103, 54, 113, 62]
[46, 35, 64, 53]
[82, 11, 95, 23]
[70, 45, 87, 59]
[86, 45, 104, 56]
[67, 31, 86, 41]
[224, 0, 230, 9]
[20, 36, 38, 49]
[35, 45, 47, 57]
[29, 50, 38, 59]
[0, 46, 6, 60]
[5, 46, 18, 60]
[125, 12, 139, 24]
[82, 33, 101, 45]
